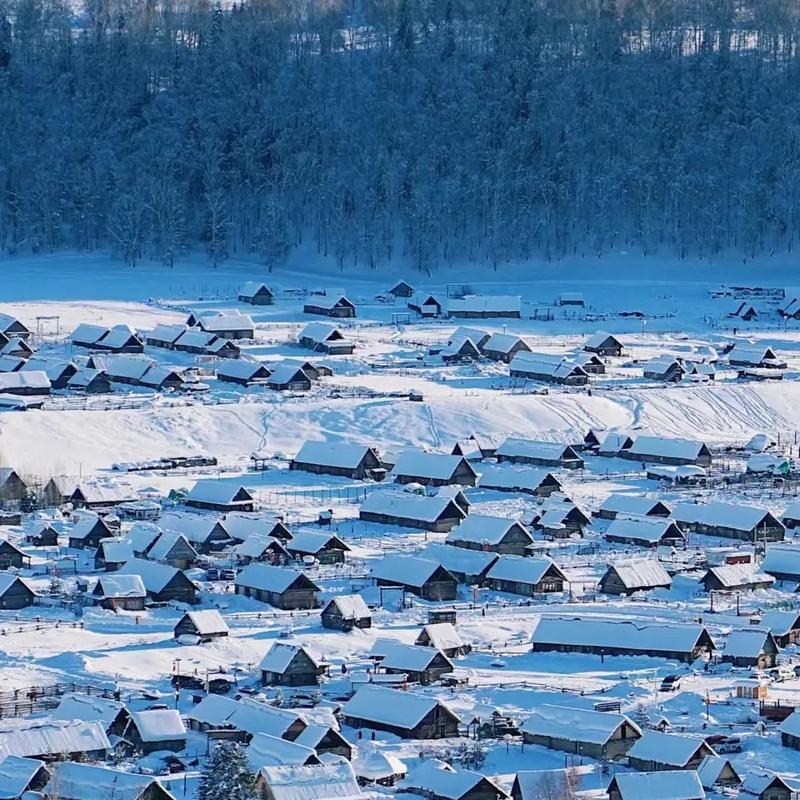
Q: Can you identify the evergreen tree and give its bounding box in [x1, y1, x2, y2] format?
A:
[198, 742, 257, 800]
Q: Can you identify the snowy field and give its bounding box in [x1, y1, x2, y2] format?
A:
[1, 251, 800, 798]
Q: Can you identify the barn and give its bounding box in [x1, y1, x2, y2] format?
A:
[290, 441, 383, 480]
[303, 295, 356, 318]
[495, 438, 584, 469]
[359, 491, 467, 532]
[446, 514, 534, 556]
[599, 559, 672, 596]
[234, 564, 320, 609]
[371, 555, 458, 600]
[485, 556, 567, 596]
[238, 281, 275, 305]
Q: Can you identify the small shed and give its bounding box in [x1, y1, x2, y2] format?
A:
[599, 559, 672, 596]
[0, 574, 35, 610]
[235, 564, 320, 609]
[125, 709, 187, 754]
[584, 331, 623, 357]
[321, 595, 372, 631]
[239, 281, 275, 305]
[174, 609, 229, 642]
[260, 642, 326, 686]
[485, 555, 567, 596]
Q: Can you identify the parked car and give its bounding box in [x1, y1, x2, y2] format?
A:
[705, 734, 742, 753]
[220, 568, 236, 581]
[205, 568, 221, 581]
[660, 674, 682, 692]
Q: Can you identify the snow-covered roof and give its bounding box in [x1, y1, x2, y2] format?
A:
[0, 755, 45, 799]
[531, 616, 713, 653]
[258, 761, 365, 800]
[585, 330, 622, 349]
[125, 522, 162, 553]
[404, 761, 498, 800]
[627, 730, 710, 767]
[696, 756, 738, 789]
[477, 465, 559, 493]
[610, 770, 705, 800]
[91, 354, 153, 381]
[599, 494, 670, 516]
[641, 356, 685, 374]
[369, 638, 452, 672]
[217, 359, 270, 381]
[94, 574, 146, 598]
[53, 693, 125, 728]
[71, 323, 108, 345]
[509, 352, 589, 379]
[240, 281, 272, 298]
[147, 530, 196, 562]
[287, 529, 349, 556]
[182, 609, 229, 636]
[43, 763, 167, 800]
[762, 544, 800, 577]
[299, 322, 341, 343]
[21, 357, 75, 381]
[779, 710, 800, 738]
[268, 363, 311, 385]
[704, 564, 774, 589]
[419, 623, 466, 652]
[101, 324, 141, 349]
[199, 312, 254, 332]
[760, 610, 800, 636]
[604, 516, 684, 544]
[186, 480, 254, 505]
[98, 538, 134, 563]
[186, 695, 299, 738]
[370, 555, 451, 588]
[294, 441, 376, 470]
[118, 558, 185, 593]
[422, 543, 498, 577]
[486, 555, 564, 585]
[149, 323, 188, 343]
[0, 720, 110, 759]
[247, 732, 316, 768]
[353, 747, 406, 781]
[68, 367, 106, 388]
[446, 514, 531, 546]
[606, 558, 671, 589]
[673, 501, 778, 531]
[483, 332, 527, 353]
[723, 628, 774, 659]
[236, 563, 315, 594]
[627, 435, 708, 460]
[234, 533, 286, 560]
[0, 370, 50, 390]
[391, 451, 474, 481]
[495, 438, 580, 462]
[520, 704, 639, 745]
[360, 491, 462, 523]
[129, 709, 186, 743]
[174, 329, 216, 349]
[260, 642, 319, 674]
[323, 594, 371, 620]
[342, 685, 458, 728]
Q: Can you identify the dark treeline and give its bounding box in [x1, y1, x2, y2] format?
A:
[1, 0, 799, 270]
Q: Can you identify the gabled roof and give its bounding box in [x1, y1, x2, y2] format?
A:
[93, 574, 146, 598]
[482, 332, 527, 353]
[53, 694, 126, 728]
[422, 543, 498, 577]
[186, 480, 255, 505]
[370, 555, 455, 588]
[0, 720, 110, 759]
[147, 530, 197, 562]
[391, 451, 475, 481]
[585, 330, 622, 349]
[217, 359, 270, 381]
[673, 501, 780, 532]
[418, 623, 466, 653]
[446, 514, 532, 546]
[322, 594, 371, 619]
[293, 441, 377, 470]
[599, 494, 671, 516]
[404, 761, 505, 800]
[762, 544, 800, 577]
[369, 638, 453, 672]
[628, 730, 712, 767]
[509, 352, 589, 380]
[703, 564, 774, 589]
[181, 609, 228, 636]
[129, 709, 186, 743]
[604, 516, 685, 544]
[286, 529, 350, 555]
[486, 555, 566, 585]
[609, 770, 705, 800]
[0, 754, 46, 799]
[118, 558, 187, 594]
[258, 761, 365, 800]
[299, 322, 342, 343]
[360, 491, 464, 523]
[186, 695, 299, 738]
[723, 628, 777, 659]
[627, 435, 708, 460]
[496, 438, 581, 462]
[240, 281, 272, 297]
[477, 465, 560, 493]
[521, 704, 639, 745]
[44, 762, 171, 800]
[235, 563, 318, 594]
[342, 685, 459, 728]
[605, 558, 672, 590]
[260, 642, 320, 674]
[247, 732, 317, 768]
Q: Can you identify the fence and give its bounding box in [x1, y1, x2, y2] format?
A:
[0, 682, 117, 720]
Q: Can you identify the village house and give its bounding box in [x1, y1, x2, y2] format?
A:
[720, 629, 779, 669]
[0, 755, 50, 797]
[174, 609, 229, 642]
[25, 522, 59, 547]
[359, 491, 466, 532]
[439, 335, 482, 363]
[779, 711, 800, 751]
[234, 533, 289, 566]
[476, 465, 562, 496]
[268, 363, 313, 391]
[67, 367, 112, 393]
[369, 639, 454, 685]
[530, 616, 715, 663]
[403, 761, 509, 800]
[284, 529, 349, 565]
[69, 480, 137, 509]
[422, 544, 498, 586]
[727, 342, 786, 369]
[607, 771, 705, 800]
[20, 357, 76, 389]
[159, 512, 232, 553]
[447, 295, 521, 319]
[743, 773, 800, 800]
[511, 767, 601, 800]
[696, 756, 742, 790]
[642, 356, 686, 382]
[239, 281, 275, 305]
[303, 294, 357, 318]
[67, 514, 115, 549]
[245, 731, 320, 768]
[782, 502, 800, 528]
[147, 323, 188, 349]
[486, 555, 567, 596]
[495, 438, 584, 469]
[298, 322, 354, 355]
[342, 685, 460, 739]
[0, 353, 25, 372]
[185, 694, 305, 739]
[599, 559, 672, 596]
[118, 558, 198, 604]
[290, 441, 383, 480]
[353, 748, 407, 787]
[627, 730, 717, 771]
[94, 537, 134, 570]
[508, 352, 590, 385]
[185, 481, 256, 513]
[195, 310, 255, 339]
[0, 537, 28, 569]
[520, 705, 641, 760]
[700, 564, 775, 592]
[762, 545, 800, 582]
[321, 595, 372, 631]
[91, 574, 147, 611]
[224, 512, 292, 543]
[0, 574, 35, 610]
[391, 451, 478, 487]
[731, 302, 759, 320]
[533, 500, 591, 538]
[0, 720, 110, 762]
[481, 333, 531, 363]
[0, 314, 31, 340]
[43, 763, 176, 800]
[761, 611, 800, 647]
[0, 370, 51, 395]
[260, 643, 327, 686]
[125, 709, 187, 754]
[235, 563, 320, 609]
[415, 623, 471, 657]
[594, 431, 636, 455]
[217, 360, 271, 386]
[53, 693, 130, 738]
[621, 435, 712, 466]
[371, 554, 459, 600]
[147, 530, 198, 569]
[451, 434, 503, 461]
[603, 516, 686, 548]
[673, 501, 785, 542]
[408, 293, 444, 317]
[256, 761, 364, 800]
[595, 494, 671, 520]
[389, 280, 415, 298]
[584, 331, 624, 357]
[446, 514, 534, 556]
[0, 467, 28, 502]
[71, 323, 145, 353]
